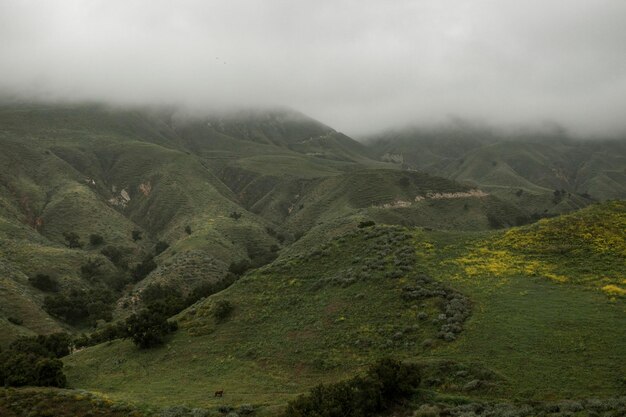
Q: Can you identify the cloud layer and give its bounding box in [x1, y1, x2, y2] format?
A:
[1, 0, 625, 136]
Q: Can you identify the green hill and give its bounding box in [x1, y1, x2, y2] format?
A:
[1, 103, 625, 416]
[63, 202, 626, 413]
[366, 125, 626, 215]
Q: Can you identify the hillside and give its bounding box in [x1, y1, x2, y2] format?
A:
[366, 125, 626, 215]
[0, 103, 524, 343]
[64, 202, 626, 413]
[0, 103, 625, 416]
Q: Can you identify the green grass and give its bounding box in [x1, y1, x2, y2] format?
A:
[65, 203, 626, 413]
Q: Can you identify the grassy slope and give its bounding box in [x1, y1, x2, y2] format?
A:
[0, 103, 386, 340]
[64, 202, 626, 412]
[366, 128, 626, 214]
[283, 169, 525, 233]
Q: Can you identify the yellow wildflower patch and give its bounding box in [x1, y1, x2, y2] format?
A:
[602, 285, 626, 297]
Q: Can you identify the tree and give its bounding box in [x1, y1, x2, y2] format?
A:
[62, 231, 82, 248]
[125, 310, 178, 349]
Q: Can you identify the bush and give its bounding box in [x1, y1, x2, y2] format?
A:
[155, 240, 170, 255]
[101, 245, 128, 269]
[0, 350, 66, 388]
[62, 231, 82, 248]
[89, 234, 105, 246]
[185, 225, 192, 235]
[132, 256, 157, 282]
[7, 316, 22, 325]
[358, 220, 376, 228]
[1, 335, 68, 385]
[43, 289, 114, 325]
[28, 274, 59, 292]
[132, 230, 142, 241]
[80, 258, 104, 281]
[229, 211, 242, 220]
[125, 309, 178, 349]
[213, 300, 234, 322]
[283, 358, 420, 417]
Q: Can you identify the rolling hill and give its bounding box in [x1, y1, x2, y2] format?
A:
[0, 102, 625, 416]
[366, 124, 626, 215]
[63, 201, 626, 414]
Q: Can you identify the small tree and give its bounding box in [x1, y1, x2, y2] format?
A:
[62, 231, 82, 248]
[124, 310, 178, 349]
[184, 225, 192, 235]
[229, 211, 242, 220]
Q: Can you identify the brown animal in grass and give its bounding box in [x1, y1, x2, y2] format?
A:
[214, 389, 224, 397]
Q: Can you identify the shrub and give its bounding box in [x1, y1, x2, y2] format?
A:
[89, 234, 105, 246]
[43, 289, 114, 325]
[28, 274, 59, 292]
[132, 230, 142, 241]
[283, 358, 420, 417]
[101, 245, 128, 269]
[213, 300, 234, 322]
[155, 240, 170, 255]
[229, 211, 242, 220]
[80, 258, 103, 281]
[0, 350, 66, 388]
[7, 316, 22, 325]
[358, 220, 376, 228]
[132, 256, 157, 282]
[125, 310, 178, 349]
[185, 225, 192, 235]
[62, 231, 82, 248]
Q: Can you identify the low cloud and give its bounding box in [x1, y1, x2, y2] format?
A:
[1, 0, 626, 136]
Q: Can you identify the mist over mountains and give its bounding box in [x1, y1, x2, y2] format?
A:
[2, 0, 626, 136]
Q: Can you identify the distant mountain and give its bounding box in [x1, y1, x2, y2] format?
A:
[366, 125, 626, 214]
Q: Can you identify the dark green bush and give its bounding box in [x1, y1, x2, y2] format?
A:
[124, 310, 178, 349]
[43, 289, 114, 325]
[132, 230, 142, 241]
[80, 258, 104, 281]
[28, 274, 60, 292]
[62, 231, 82, 248]
[132, 256, 157, 282]
[89, 234, 105, 246]
[283, 358, 420, 417]
[358, 220, 376, 228]
[213, 300, 234, 322]
[0, 335, 69, 388]
[155, 240, 170, 255]
[101, 245, 129, 269]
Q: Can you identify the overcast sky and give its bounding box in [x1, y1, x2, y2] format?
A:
[1, 0, 625, 136]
